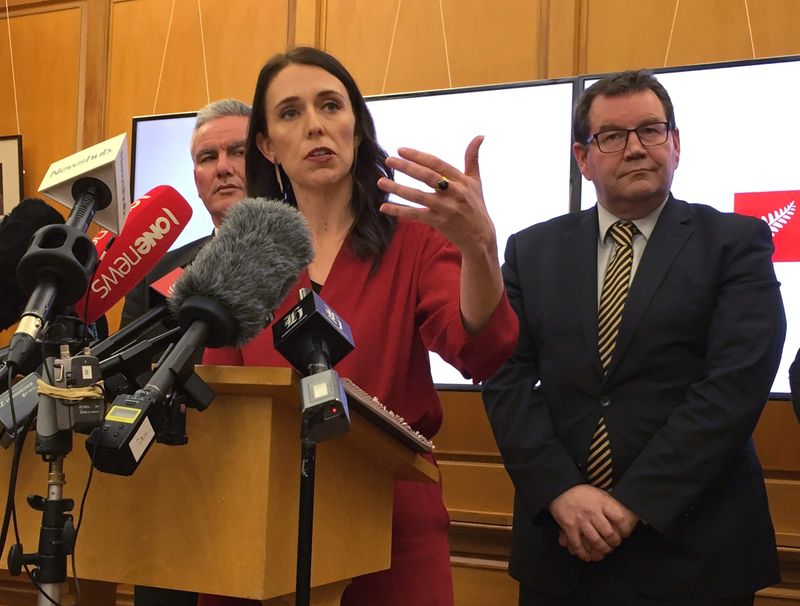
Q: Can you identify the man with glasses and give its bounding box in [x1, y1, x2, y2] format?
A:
[483, 70, 785, 605]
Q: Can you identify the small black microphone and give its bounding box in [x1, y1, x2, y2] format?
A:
[274, 290, 355, 442]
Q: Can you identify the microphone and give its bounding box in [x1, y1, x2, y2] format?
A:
[86, 197, 314, 475]
[38, 132, 130, 235]
[0, 199, 65, 331]
[273, 290, 355, 375]
[273, 290, 354, 442]
[6, 136, 131, 370]
[73, 185, 193, 323]
[0, 187, 189, 430]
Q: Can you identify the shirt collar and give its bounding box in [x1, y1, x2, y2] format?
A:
[597, 196, 669, 244]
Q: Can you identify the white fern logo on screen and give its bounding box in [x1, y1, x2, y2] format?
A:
[734, 190, 800, 262]
[761, 202, 795, 237]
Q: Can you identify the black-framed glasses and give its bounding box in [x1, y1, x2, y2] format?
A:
[588, 122, 671, 153]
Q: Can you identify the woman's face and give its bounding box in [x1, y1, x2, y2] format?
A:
[257, 64, 358, 192]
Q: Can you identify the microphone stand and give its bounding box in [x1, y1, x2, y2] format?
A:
[296, 424, 317, 606]
[293, 320, 350, 606]
[7, 345, 86, 605]
[273, 288, 354, 606]
[6, 322, 104, 605]
[2, 166, 113, 604]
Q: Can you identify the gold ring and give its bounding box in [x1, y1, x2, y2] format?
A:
[436, 176, 449, 192]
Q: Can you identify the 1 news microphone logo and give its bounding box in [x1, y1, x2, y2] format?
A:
[90, 206, 182, 300]
[734, 190, 799, 262]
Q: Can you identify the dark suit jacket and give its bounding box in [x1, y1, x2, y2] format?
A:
[482, 196, 785, 599]
[120, 235, 211, 329]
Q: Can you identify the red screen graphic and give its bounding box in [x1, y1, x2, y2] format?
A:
[734, 190, 800, 262]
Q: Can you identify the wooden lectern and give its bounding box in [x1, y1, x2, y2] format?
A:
[0, 365, 438, 605]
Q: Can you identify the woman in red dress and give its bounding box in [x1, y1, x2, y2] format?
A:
[199, 47, 517, 606]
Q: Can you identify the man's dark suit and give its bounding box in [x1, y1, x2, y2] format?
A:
[121, 235, 212, 328]
[483, 196, 785, 601]
[121, 235, 210, 606]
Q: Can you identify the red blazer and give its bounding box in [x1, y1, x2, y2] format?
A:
[202, 219, 518, 606]
[205, 218, 517, 438]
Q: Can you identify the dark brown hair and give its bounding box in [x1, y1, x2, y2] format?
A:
[573, 69, 676, 145]
[245, 47, 395, 265]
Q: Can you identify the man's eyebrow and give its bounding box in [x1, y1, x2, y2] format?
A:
[195, 146, 218, 158]
[595, 116, 665, 131]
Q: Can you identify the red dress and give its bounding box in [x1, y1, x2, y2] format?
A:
[198, 219, 518, 606]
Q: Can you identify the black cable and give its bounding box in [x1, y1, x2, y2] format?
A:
[70, 234, 104, 601]
[7, 365, 19, 457]
[0, 341, 25, 559]
[0, 387, 33, 561]
[0, 366, 17, 558]
[71, 384, 105, 606]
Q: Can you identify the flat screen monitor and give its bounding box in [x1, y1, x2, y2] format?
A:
[131, 79, 577, 388]
[579, 57, 800, 396]
[132, 113, 208, 251]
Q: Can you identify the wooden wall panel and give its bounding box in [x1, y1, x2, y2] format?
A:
[451, 558, 517, 606]
[440, 394, 800, 604]
[106, 0, 289, 144]
[748, 1, 800, 59]
[82, 0, 111, 147]
[104, 0, 289, 333]
[543, 0, 580, 79]
[0, 4, 83, 197]
[437, 391, 498, 456]
[440, 460, 513, 525]
[657, 0, 759, 67]
[754, 401, 800, 473]
[0, 4, 85, 348]
[583, 0, 689, 73]
[323, 0, 542, 95]
[581, 0, 800, 75]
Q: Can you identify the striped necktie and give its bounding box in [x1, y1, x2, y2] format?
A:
[587, 220, 637, 490]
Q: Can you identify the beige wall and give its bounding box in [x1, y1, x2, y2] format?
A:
[106, 0, 290, 142]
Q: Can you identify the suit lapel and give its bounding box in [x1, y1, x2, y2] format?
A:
[604, 196, 693, 378]
[562, 207, 604, 378]
[148, 234, 213, 284]
[175, 235, 212, 268]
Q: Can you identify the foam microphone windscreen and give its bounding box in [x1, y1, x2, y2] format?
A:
[169, 198, 314, 347]
[0, 199, 65, 330]
[74, 185, 192, 323]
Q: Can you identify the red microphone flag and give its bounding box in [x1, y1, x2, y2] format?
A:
[75, 185, 192, 323]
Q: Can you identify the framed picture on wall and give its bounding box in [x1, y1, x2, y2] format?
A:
[0, 134, 23, 214]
